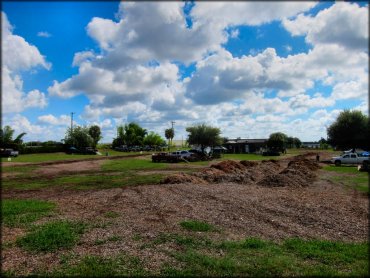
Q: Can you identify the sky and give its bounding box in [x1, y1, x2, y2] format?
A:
[1, 1, 369, 143]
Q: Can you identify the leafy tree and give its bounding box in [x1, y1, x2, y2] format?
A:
[88, 125, 102, 148]
[292, 137, 301, 148]
[186, 123, 222, 153]
[165, 128, 174, 149]
[286, 136, 294, 148]
[267, 132, 288, 152]
[143, 132, 166, 147]
[0, 125, 26, 150]
[112, 122, 147, 148]
[64, 126, 93, 149]
[327, 110, 369, 150]
[318, 137, 328, 149]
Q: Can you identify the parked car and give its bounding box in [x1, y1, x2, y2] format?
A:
[82, 147, 98, 154]
[331, 153, 369, 166]
[262, 149, 280, 156]
[152, 152, 178, 163]
[114, 145, 129, 152]
[66, 147, 97, 155]
[0, 148, 19, 157]
[171, 150, 194, 158]
[65, 147, 81, 154]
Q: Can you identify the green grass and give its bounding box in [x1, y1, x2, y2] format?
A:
[2, 171, 164, 190]
[0, 150, 148, 163]
[2, 179, 53, 190]
[52, 254, 147, 277]
[61, 173, 164, 190]
[1, 165, 38, 174]
[103, 211, 120, 218]
[159, 236, 369, 277]
[2, 199, 56, 227]
[16, 220, 86, 252]
[322, 165, 369, 193]
[180, 220, 217, 232]
[102, 157, 167, 172]
[140, 233, 213, 250]
[323, 165, 362, 173]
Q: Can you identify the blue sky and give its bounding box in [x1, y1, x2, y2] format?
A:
[1, 1, 368, 142]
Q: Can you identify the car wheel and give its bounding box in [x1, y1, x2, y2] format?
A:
[334, 160, 341, 166]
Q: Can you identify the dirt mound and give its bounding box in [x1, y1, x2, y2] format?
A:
[163, 155, 320, 188]
[257, 174, 302, 188]
[240, 160, 258, 168]
[258, 157, 320, 188]
[211, 160, 246, 174]
[161, 173, 207, 185]
[288, 158, 321, 171]
[199, 160, 254, 184]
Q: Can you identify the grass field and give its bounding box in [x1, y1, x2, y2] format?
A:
[158, 232, 368, 277]
[0, 150, 149, 163]
[322, 165, 369, 193]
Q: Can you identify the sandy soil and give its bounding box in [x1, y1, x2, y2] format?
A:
[2, 153, 368, 275]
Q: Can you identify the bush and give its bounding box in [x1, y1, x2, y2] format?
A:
[20, 145, 65, 154]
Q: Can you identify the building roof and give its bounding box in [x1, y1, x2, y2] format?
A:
[224, 139, 267, 144]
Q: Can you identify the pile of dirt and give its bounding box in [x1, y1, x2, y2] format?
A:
[240, 160, 258, 168]
[198, 160, 254, 184]
[258, 158, 320, 188]
[161, 173, 207, 185]
[162, 160, 256, 185]
[288, 158, 321, 171]
[162, 156, 321, 188]
[256, 174, 300, 187]
[211, 160, 247, 174]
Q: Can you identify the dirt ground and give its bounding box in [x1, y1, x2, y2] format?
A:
[1, 152, 369, 274]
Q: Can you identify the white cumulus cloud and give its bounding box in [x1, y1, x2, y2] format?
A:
[283, 2, 368, 50]
[1, 12, 50, 114]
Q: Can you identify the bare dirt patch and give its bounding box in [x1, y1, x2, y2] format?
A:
[33, 159, 105, 176]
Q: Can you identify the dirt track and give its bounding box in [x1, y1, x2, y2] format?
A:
[2, 153, 368, 274]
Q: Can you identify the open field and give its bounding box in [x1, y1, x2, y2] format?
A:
[1, 150, 150, 163]
[1, 150, 368, 276]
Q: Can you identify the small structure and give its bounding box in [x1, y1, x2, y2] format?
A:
[223, 138, 268, 154]
[301, 142, 320, 148]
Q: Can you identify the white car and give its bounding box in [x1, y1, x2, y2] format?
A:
[171, 150, 193, 158]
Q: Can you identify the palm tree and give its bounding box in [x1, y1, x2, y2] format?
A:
[0, 125, 26, 149]
[165, 128, 174, 150]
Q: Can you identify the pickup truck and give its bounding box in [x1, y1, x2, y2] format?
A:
[331, 153, 369, 166]
[152, 152, 180, 163]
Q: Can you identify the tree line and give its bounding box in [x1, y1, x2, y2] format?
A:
[1, 110, 368, 153]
